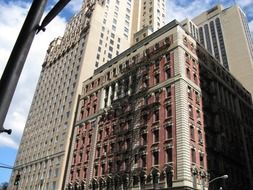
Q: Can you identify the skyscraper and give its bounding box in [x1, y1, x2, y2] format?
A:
[8, 1, 165, 190]
[192, 4, 253, 96]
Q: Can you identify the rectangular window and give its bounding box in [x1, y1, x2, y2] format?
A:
[141, 155, 146, 167]
[94, 165, 98, 176]
[166, 125, 172, 139]
[166, 68, 171, 79]
[153, 130, 159, 142]
[166, 105, 172, 118]
[191, 149, 196, 163]
[190, 126, 194, 140]
[112, 25, 116, 31]
[200, 153, 204, 166]
[166, 86, 171, 97]
[102, 164, 105, 175]
[188, 86, 192, 98]
[166, 148, 172, 162]
[153, 151, 159, 165]
[154, 74, 159, 84]
[153, 110, 159, 122]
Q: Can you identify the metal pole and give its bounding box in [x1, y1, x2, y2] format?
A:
[0, 0, 48, 133]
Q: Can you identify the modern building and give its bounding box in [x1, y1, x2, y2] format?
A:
[67, 20, 253, 190]
[192, 4, 253, 96]
[8, 0, 165, 190]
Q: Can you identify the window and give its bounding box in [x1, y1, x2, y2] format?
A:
[141, 155, 146, 167]
[166, 125, 172, 139]
[166, 68, 171, 79]
[186, 68, 190, 78]
[99, 131, 102, 141]
[189, 105, 193, 118]
[188, 86, 192, 98]
[154, 74, 159, 84]
[102, 164, 106, 175]
[96, 54, 100, 60]
[113, 18, 117, 24]
[196, 110, 201, 119]
[94, 165, 98, 176]
[153, 130, 159, 142]
[200, 153, 204, 166]
[166, 148, 172, 162]
[198, 130, 203, 144]
[142, 133, 147, 145]
[86, 151, 89, 161]
[166, 86, 171, 97]
[109, 46, 113, 52]
[190, 126, 194, 140]
[79, 153, 82, 162]
[109, 162, 112, 173]
[110, 39, 114, 45]
[195, 92, 200, 104]
[193, 73, 198, 84]
[96, 147, 100, 158]
[84, 168, 87, 178]
[153, 110, 159, 122]
[155, 91, 159, 102]
[166, 105, 172, 118]
[153, 151, 159, 165]
[52, 181, 56, 190]
[88, 135, 92, 144]
[112, 25, 116, 31]
[191, 149, 196, 163]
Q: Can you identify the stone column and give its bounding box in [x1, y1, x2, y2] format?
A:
[99, 88, 105, 109]
[128, 76, 132, 95]
[114, 82, 118, 99]
[108, 85, 112, 106]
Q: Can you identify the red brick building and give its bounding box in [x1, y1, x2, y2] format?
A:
[66, 20, 253, 190]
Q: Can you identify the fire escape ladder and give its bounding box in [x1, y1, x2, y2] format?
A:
[87, 117, 100, 184]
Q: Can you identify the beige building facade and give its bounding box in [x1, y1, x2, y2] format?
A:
[192, 4, 253, 96]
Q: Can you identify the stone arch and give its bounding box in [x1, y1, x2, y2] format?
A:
[91, 178, 98, 190]
[150, 167, 160, 189]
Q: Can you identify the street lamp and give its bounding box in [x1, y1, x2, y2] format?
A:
[208, 174, 228, 190]
[208, 175, 228, 184]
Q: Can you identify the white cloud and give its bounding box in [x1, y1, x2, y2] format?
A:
[0, 1, 67, 149]
[68, 0, 84, 13]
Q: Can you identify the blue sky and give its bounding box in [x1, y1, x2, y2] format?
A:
[0, 0, 253, 184]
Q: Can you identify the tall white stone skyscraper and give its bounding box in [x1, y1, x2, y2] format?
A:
[131, 0, 166, 44]
[8, 1, 165, 190]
